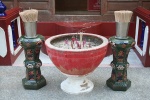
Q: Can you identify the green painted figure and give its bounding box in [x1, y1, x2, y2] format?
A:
[18, 35, 46, 90]
[106, 36, 135, 91]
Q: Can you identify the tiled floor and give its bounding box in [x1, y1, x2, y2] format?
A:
[13, 49, 143, 68]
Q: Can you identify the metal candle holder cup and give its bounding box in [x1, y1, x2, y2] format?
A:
[116, 22, 130, 39]
[24, 22, 37, 38]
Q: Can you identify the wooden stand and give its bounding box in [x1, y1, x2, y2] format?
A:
[0, 8, 23, 65]
[134, 7, 150, 67]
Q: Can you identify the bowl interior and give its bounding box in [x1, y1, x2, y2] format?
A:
[51, 34, 103, 49]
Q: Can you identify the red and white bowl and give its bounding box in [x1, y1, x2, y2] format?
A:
[45, 33, 108, 94]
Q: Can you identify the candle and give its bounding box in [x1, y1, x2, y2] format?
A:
[80, 32, 83, 44]
[65, 39, 68, 44]
[83, 39, 86, 47]
[71, 36, 75, 44]
[76, 41, 81, 49]
[88, 39, 91, 48]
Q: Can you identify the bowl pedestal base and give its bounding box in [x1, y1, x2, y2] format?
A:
[61, 75, 94, 94]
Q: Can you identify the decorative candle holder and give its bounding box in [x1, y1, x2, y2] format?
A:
[106, 22, 135, 91]
[115, 22, 129, 39]
[18, 22, 46, 90]
[0, 1, 6, 16]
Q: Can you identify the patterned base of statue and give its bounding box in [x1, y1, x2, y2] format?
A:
[18, 35, 46, 90]
[106, 36, 135, 91]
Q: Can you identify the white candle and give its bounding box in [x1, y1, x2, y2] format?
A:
[80, 32, 83, 44]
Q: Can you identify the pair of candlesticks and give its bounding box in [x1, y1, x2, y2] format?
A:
[18, 20, 135, 94]
[17, 9, 135, 94]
